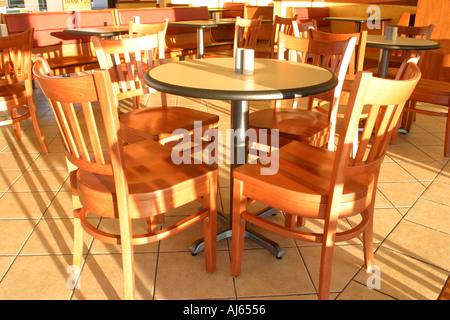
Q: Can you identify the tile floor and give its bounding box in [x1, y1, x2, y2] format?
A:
[0, 81, 449, 300]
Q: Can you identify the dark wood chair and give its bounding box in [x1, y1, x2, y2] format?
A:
[248, 32, 356, 149]
[255, 15, 297, 59]
[0, 28, 48, 153]
[230, 61, 421, 300]
[308, 29, 368, 128]
[33, 57, 218, 300]
[92, 31, 219, 146]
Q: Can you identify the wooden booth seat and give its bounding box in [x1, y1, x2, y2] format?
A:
[290, 7, 331, 33]
[115, 6, 232, 58]
[2, 10, 116, 75]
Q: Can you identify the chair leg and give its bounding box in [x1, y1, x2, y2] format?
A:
[444, 107, 450, 158]
[10, 108, 22, 141]
[230, 179, 246, 278]
[73, 209, 84, 268]
[132, 96, 141, 110]
[405, 101, 417, 133]
[362, 208, 375, 269]
[203, 175, 218, 274]
[318, 216, 339, 300]
[26, 80, 49, 154]
[118, 214, 135, 299]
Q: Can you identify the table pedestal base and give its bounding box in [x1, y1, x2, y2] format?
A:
[189, 100, 285, 259]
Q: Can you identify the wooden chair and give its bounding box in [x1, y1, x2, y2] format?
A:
[292, 19, 317, 38]
[255, 15, 297, 59]
[396, 78, 450, 157]
[248, 33, 356, 149]
[308, 29, 368, 124]
[32, 57, 218, 300]
[230, 61, 421, 300]
[233, 16, 264, 56]
[0, 28, 48, 153]
[92, 33, 219, 146]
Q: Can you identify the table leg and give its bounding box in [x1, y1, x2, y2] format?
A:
[378, 48, 391, 78]
[189, 100, 285, 259]
[196, 28, 205, 59]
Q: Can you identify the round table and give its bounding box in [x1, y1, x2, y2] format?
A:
[324, 16, 391, 32]
[145, 57, 338, 257]
[366, 34, 441, 78]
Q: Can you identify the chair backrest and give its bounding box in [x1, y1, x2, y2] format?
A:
[277, 32, 356, 104]
[292, 19, 317, 38]
[32, 57, 122, 178]
[128, 19, 169, 63]
[309, 29, 367, 77]
[92, 33, 163, 104]
[0, 28, 33, 86]
[244, 5, 274, 41]
[329, 62, 421, 212]
[269, 15, 297, 58]
[233, 16, 263, 56]
[385, 23, 435, 67]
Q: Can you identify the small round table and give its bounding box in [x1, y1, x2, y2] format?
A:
[325, 16, 391, 32]
[366, 34, 441, 78]
[145, 57, 338, 257]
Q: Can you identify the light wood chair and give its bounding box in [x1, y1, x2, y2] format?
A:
[92, 32, 219, 146]
[32, 57, 218, 300]
[231, 61, 421, 300]
[243, 5, 274, 43]
[0, 28, 48, 153]
[248, 33, 356, 149]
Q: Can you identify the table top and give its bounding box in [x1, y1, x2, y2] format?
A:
[324, 16, 392, 23]
[168, 18, 272, 29]
[366, 35, 441, 50]
[63, 26, 129, 37]
[145, 58, 337, 101]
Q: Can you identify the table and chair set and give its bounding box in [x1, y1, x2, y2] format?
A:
[0, 6, 444, 300]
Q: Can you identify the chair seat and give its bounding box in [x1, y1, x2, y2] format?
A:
[249, 108, 331, 146]
[77, 139, 218, 219]
[411, 79, 450, 105]
[233, 140, 374, 219]
[120, 106, 219, 142]
[0, 83, 26, 104]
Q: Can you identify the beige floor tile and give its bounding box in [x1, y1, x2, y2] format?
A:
[0, 219, 38, 254]
[377, 181, 425, 208]
[398, 160, 443, 182]
[378, 162, 416, 182]
[421, 180, 450, 206]
[401, 132, 444, 146]
[72, 253, 158, 300]
[300, 244, 366, 295]
[405, 199, 450, 234]
[0, 255, 73, 300]
[234, 247, 315, 297]
[0, 152, 40, 170]
[155, 250, 234, 299]
[382, 219, 450, 270]
[337, 280, 394, 300]
[0, 191, 55, 219]
[353, 246, 448, 300]
[386, 145, 435, 162]
[29, 152, 68, 171]
[0, 170, 22, 192]
[20, 218, 91, 255]
[9, 169, 68, 192]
